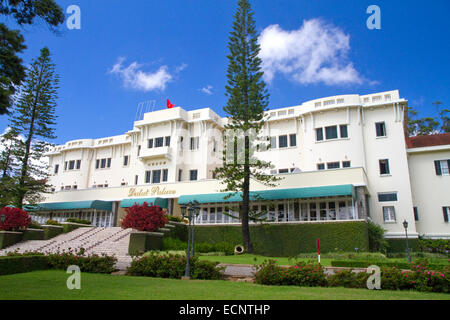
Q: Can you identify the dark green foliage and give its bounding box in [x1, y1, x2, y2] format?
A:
[27, 221, 42, 229]
[330, 260, 448, 271]
[407, 103, 450, 136]
[386, 238, 419, 253]
[418, 238, 450, 255]
[194, 221, 369, 256]
[0, 255, 49, 275]
[367, 220, 389, 253]
[22, 227, 44, 240]
[0, 230, 22, 248]
[167, 221, 188, 241]
[0, 23, 26, 115]
[62, 222, 91, 233]
[42, 224, 63, 239]
[46, 250, 117, 274]
[327, 269, 369, 289]
[214, 0, 276, 254]
[162, 237, 236, 256]
[127, 252, 225, 280]
[254, 260, 327, 287]
[166, 215, 184, 223]
[128, 232, 163, 256]
[44, 219, 61, 226]
[7, 47, 59, 208]
[0, 0, 64, 114]
[66, 218, 92, 225]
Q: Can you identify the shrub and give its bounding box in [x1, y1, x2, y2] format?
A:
[46, 249, 117, 274]
[162, 238, 235, 255]
[418, 238, 450, 255]
[254, 260, 327, 287]
[0, 207, 31, 231]
[122, 202, 168, 232]
[127, 252, 225, 280]
[45, 219, 62, 226]
[330, 259, 448, 271]
[162, 237, 187, 251]
[327, 269, 368, 289]
[367, 220, 389, 253]
[66, 218, 92, 225]
[28, 221, 43, 229]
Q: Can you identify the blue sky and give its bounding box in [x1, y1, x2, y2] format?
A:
[1, 0, 449, 144]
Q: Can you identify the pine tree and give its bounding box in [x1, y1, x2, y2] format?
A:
[214, 0, 278, 253]
[8, 47, 58, 208]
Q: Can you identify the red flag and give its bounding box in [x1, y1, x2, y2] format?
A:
[167, 99, 174, 109]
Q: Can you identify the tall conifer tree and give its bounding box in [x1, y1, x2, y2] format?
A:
[8, 47, 58, 208]
[214, 0, 278, 253]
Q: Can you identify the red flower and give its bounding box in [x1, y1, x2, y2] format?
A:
[121, 202, 169, 231]
[0, 207, 31, 231]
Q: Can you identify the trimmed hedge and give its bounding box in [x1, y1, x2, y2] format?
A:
[331, 260, 449, 271]
[194, 221, 369, 256]
[42, 225, 64, 240]
[386, 238, 419, 253]
[0, 231, 23, 249]
[128, 231, 164, 256]
[167, 222, 188, 241]
[0, 255, 49, 275]
[22, 228, 44, 241]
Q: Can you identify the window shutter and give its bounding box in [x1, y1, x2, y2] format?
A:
[434, 160, 442, 175]
[443, 207, 449, 223]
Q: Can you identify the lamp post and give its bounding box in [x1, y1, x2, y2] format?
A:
[403, 219, 411, 263]
[180, 200, 200, 279]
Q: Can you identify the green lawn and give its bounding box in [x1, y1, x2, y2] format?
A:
[198, 254, 332, 266]
[0, 270, 449, 300]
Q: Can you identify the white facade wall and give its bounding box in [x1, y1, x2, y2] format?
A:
[43, 90, 449, 238]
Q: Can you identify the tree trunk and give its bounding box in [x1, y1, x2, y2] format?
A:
[241, 134, 253, 253]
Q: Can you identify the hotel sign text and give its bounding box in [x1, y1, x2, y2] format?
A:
[127, 187, 176, 198]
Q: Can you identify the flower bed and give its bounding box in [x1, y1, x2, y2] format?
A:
[254, 259, 450, 293]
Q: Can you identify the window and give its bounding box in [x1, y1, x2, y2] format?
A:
[379, 159, 390, 175]
[279, 168, 289, 174]
[270, 136, 277, 149]
[339, 125, 348, 138]
[145, 171, 151, 183]
[123, 155, 129, 166]
[289, 134, 297, 147]
[342, 161, 351, 168]
[179, 137, 184, 150]
[138, 145, 141, 156]
[148, 139, 154, 148]
[178, 169, 183, 182]
[212, 139, 217, 153]
[135, 175, 139, 185]
[95, 160, 99, 169]
[190, 137, 199, 150]
[68, 160, 75, 170]
[443, 207, 450, 223]
[279, 135, 288, 148]
[107, 158, 111, 168]
[316, 128, 324, 141]
[383, 206, 396, 222]
[54, 164, 59, 174]
[76, 160, 81, 170]
[64, 161, 68, 170]
[434, 160, 450, 176]
[317, 163, 325, 170]
[375, 122, 386, 137]
[162, 169, 168, 182]
[165, 136, 171, 147]
[414, 207, 419, 221]
[378, 192, 398, 202]
[155, 137, 164, 148]
[152, 170, 161, 184]
[190, 170, 198, 181]
[327, 162, 340, 169]
[325, 126, 338, 140]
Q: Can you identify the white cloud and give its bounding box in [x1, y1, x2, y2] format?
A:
[109, 57, 173, 91]
[258, 19, 367, 86]
[199, 85, 213, 95]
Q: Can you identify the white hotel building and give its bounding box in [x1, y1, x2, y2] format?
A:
[32, 90, 450, 240]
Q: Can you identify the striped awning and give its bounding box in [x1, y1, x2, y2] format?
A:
[177, 185, 355, 205]
[26, 200, 113, 212]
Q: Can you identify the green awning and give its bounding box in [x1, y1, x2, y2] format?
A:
[27, 200, 113, 212]
[178, 185, 355, 205]
[120, 197, 169, 209]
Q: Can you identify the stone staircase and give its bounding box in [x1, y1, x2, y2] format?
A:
[0, 227, 134, 270]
